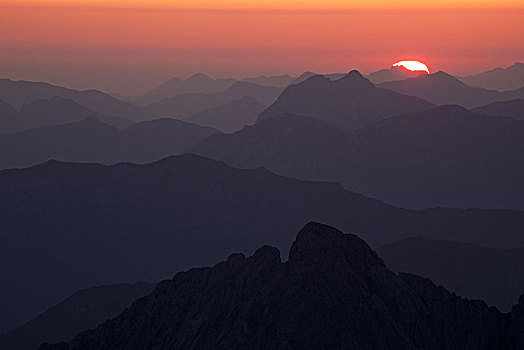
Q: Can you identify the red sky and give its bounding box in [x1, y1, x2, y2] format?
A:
[1, 1, 523, 94]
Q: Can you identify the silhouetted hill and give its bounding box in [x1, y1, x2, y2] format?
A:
[460, 62, 524, 91]
[41, 223, 523, 349]
[0, 79, 153, 121]
[184, 96, 266, 133]
[2, 154, 524, 333]
[292, 71, 345, 84]
[0, 117, 219, 169]
[0, 99, 17, 118]
[367, 66, 428, 84]
[378, 238, 524, 312]
[380, 71, 524, 108]
[473, 99, 524, 120]
[145, 81, 281, 117]
[258, 71, 434, 130]
[242, 74, 295, 88]
[0, 97, 133, 134]
[128, 73, 236, 106]
[192, 105, 524, 209]
[0, 282, 155, 350]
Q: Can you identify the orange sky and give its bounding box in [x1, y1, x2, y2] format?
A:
[1, 1, 523, 94]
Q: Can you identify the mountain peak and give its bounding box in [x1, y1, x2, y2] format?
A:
[186, 73, 213, 82]
[336, 70, 373, 87]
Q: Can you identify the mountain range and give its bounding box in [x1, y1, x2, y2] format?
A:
[473, 99, 524, 120]
[0, 283, 155, 350]
[258, 71, 435, 130]
[192, 105, 524, 209]
[378, 238, 524, 312]
[40, 223, 524, 350]
[0, 97, 133, 134]
[2, 154, 524, 333]
[0, 117, 219, 169]
[145, 81, 282, 118]
[459, 62, 524, 91]
[380, 71, 524, 108]
[366, 65, 428, 84]
[0, 79, 153, 122]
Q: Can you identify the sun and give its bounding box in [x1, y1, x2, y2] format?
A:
[392, 60, 430, 73]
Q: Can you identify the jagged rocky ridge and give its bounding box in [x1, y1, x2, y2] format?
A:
[42, 223, 524, 350]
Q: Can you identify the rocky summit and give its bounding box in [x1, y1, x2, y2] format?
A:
[41, 223, 524, 349]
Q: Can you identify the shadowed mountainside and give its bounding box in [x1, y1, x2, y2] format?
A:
[258, 71, 434, 130]
[0, 79, 153, 122]
[184, 96, 266, 133]
[0, 283, 155, 350]
[459, 62, 524, 91]
[2, 154, 524, 332]
[192, 105, 524, 210]
[378, 238, 524, 312]
[0, 117, 220, 169]
[41, 223, 524, 350]
[380, 71, 524, 108]
[367, 66, 428, 84]
[145, 81, 281, 118]
[473, 99, 524, 121]
[242, 74, 295, 88]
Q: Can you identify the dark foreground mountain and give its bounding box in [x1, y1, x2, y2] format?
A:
[0, 283, 155, 350]
[378, 238, 524, 312]
[0, 117, 219, 169]
[0, 97, 132, 134]
[192, 106, 524, 209]
[0, 79, 153, 122]
[2, 154, 524, 333]
[459, 62, 524, 91]
[258, 71, 434, 130]
[380, 71, 524, 108]
[41, 223, 524, 350]
[184, 96, 266, 133]
[473, 99, 524, 121]
[145, 82, 282, 117]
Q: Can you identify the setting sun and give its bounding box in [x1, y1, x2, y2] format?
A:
[393, 61, 430, 73]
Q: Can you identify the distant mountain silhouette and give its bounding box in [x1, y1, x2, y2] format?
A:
[473, 99, 524, 120]
[0, 79, 153, 121]
[380, 71, 524, 108]
[242, 74, 295, 88]
[378, 237, 524, 312]
[2, 154, 524, 333]
[0, 282, 155, 350]
[459, 62, 524, 91]
[0, 117, 219, 169]
[127, 73, 236, 106]
[184, 96, 266, 133]
[258, 71, 434, 130]
[41, 223, 524, 349]
[192, 106, 524, 209]
[367, 66, 428, 84]
[145, 81, 282, 117]
[0, 97, 133, 134]
[292, 71, 345, 84]
[0, 99, 17, 118]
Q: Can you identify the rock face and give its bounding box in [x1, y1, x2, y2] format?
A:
[0, 282, 155, 350]
[258, 70, 434, 130]
[41, 223, 521, 350]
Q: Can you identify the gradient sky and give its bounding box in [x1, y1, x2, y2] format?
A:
[1, 1, 523, 94]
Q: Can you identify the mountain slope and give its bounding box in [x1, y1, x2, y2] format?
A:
[367, 66, 428, 84]
[2, 154, 524, 332]
[192, 106, 524, 209]
[0, 99, 17, 118]
[0, 117, 219, 169]
[459, 62, 524, 91]
[145, 82, 282, 117]
[0, 283, 155, 350]
[380, 71, 524, 108]
[258, 71, 434, 130]
[41, 223, 518, 350]
[184, 96, 266, 133]
[0, 79, 153, 121]
[242, 74, 295, 88]
[473, 99, 524, 120]
[378, 238, 524, 312]
[0, 97, 133, 134]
